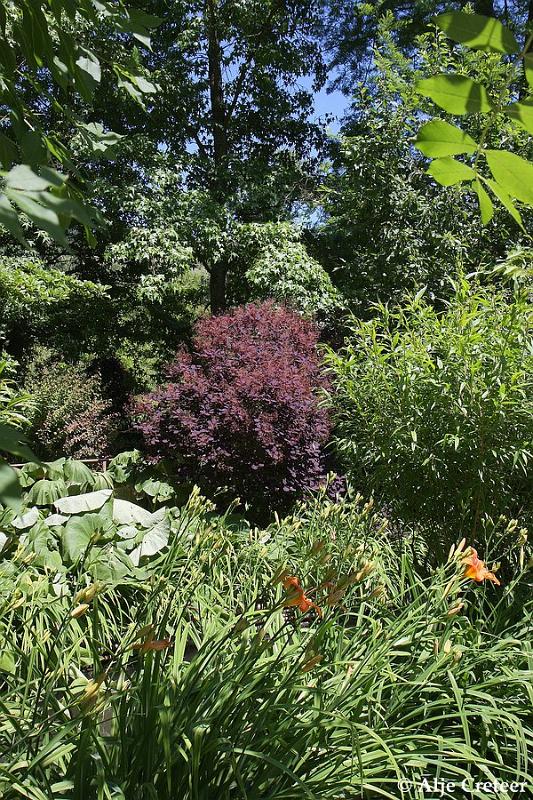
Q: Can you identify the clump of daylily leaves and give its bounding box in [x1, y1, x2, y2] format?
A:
[414, 10, 533, 226]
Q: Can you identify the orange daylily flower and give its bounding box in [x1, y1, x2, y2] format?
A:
[462, 548, 501, 586]
[131, 629, 173, 654]
[282, 576, 322, 617]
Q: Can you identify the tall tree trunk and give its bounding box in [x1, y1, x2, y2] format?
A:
[527, 0, 533, 51]
[520, 0, 533, 99]
[206, 0, 229, 314]
[474, 0, 495, 15]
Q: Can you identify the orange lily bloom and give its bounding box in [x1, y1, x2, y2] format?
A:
[462, 548, 501, 586]
[131, 633, 173, 654]
[283, 576, 322, 617]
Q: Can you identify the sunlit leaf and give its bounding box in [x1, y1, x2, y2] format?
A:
[504, 101, 533, 136]
[414, 120, 477, 157]
[485, 150, 533, 205]
[486, 179, 524, 227]
[427, 156, 475, 186]
[416, 74, 492, 115]
[435, 11, 520, 54]
[474, 178, 494, 225]
[54, 489, 113, 515]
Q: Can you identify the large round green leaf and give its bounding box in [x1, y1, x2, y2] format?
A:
[54, 489, 112, 515]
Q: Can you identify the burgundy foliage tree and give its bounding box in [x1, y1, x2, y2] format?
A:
[135, 302, 333, 514]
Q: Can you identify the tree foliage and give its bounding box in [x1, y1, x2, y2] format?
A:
[0, 0, 158, 245]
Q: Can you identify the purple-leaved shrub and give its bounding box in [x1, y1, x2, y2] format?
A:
[135, 302, 333, 514]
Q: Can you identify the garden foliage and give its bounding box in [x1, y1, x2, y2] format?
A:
[0, 463, 530, 798]
[325, 277, 533, 544]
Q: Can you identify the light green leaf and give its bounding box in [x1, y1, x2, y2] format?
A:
[44, 513, 69, 528]
[62, 513, 113, 563]
[27, 479, 68, 505]
[435, 12, 520, 54]
[129, 515, 170, 566]
[416, 74, 492, 115]
[485, 150, 533, 205]
[112, 498, 154, 527]
[414, 120, 477, 157]
[504, 101, 533, 136]
[54, 489, 112, 515]
[75, 50, 101, 98]
[6, 189, 69, 247]
[0, 649, 15, 674]
[62, 518, 93, 563]
[131, 75, 157, 94]
[86, 546, 135, 582]
[31, 191, 94, 227]
[63, 460, 95, 487]
[4, 164, 53, 191]
[486, 179, 524, 227]
[474, 179, 494, 225]
[12, 506, 40, 530]
[427, 156, 475, 186]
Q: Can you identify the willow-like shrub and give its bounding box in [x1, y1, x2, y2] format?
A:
[325, 278, 533, 539]
[135, 302, 332, 514]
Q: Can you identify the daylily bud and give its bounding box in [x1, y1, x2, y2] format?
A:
[447, 603, 464, 616]
[71, 603, 89, 619]
[75, 583, 102, 604]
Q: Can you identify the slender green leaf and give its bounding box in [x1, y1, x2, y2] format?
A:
[474, 178, 494, 225]
[525, 53, 533, 89]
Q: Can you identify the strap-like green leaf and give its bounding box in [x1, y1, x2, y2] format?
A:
[414, 120, 477, 157]
[474, 179, 494, 225]
[435, 11, 520, 54]
[416, 74, 492, 115]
